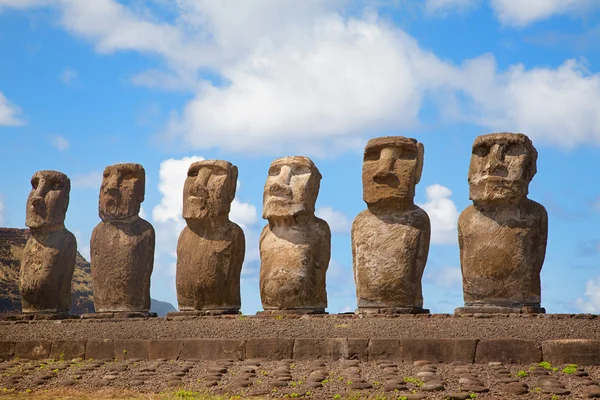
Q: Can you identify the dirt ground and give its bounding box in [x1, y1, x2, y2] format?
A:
[1, 356, 600, 399]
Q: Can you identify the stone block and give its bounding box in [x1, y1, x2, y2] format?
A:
[543, 340, 600, 366]
[476, 339, 541, 364]
[15, 340, 52, 360]
[347, 338, 369, 360]
[114, 339, 150, 360]
[180, 339, 245, 361]
[0, 341, 15, 360]
[401, 339, 478, 363]
[50, 340, 86, 361]
[368, 338, 401, 361]
[149, 340, 183, 360]
[294, 338, 321, 360]
[86, 339, 114, 360]
[246, 338, 293, 360]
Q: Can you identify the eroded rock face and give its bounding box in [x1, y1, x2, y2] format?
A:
[259, 156, 330, 313]
[352, 136, 431, 313]
[457, 132, 548, 313]
[91, 163, 155, 312]
[20, 170, 76, 314]
[176, 160, 245, 312]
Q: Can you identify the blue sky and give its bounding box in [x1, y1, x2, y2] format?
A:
[1, 0, 600, 314]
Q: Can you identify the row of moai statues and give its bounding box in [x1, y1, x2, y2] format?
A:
[17, 132, 548, 316]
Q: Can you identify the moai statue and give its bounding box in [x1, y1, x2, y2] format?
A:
[20, 170, 76, 316]
[259, 156, 331, 314]
[456, 132, 548, 314]
[90, 163, 155, 316]
[352, 136, 431, 314]
[175, 160, 245, 315]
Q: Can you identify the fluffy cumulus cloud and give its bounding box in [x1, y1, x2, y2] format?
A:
[417, 184, 460, 245]
[0, 91, 24, 126]
[576, 277, 600, 312]
[151, 156, 260, 302]
[315, 207, 351, 234]
[4, 0, 600, 152]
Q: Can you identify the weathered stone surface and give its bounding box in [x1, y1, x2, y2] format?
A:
[246, 338, 294, 360]
[352, 137, 430, 313]
[179, 338, 245, 361]
[50, 340, 86, 360]
[368, 338, 401, 361]
[176, 160, 245, 312]
[91, 163, 155, 313]
[458, 133, 547, 313]
[20, 170, 76, 314]
[259, 157, 330, 312]
[0, 341, 15, 360]
[15, 340, 52, 360]
[543, 339, 600, 365]
[149, 339, 183, 360]
[114, 339, 150, 360]
[475, 339, 541, 364]
[86, 339, 114, 360]
[400, 339, 477, 363]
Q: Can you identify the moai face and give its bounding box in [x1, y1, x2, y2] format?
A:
[468, 133, 537, 204]
[362, 136, 424, 208]
[263, 156, 321, 219]
[182, 160, 238, 220]
[99, 163, 145, 221]
[25, 170, 70, 228]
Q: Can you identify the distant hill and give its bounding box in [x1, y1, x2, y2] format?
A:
[0, 228, 176, 316]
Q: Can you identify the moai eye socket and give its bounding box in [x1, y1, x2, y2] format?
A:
[268, 166, 281, 177]
[473, 144, 490, 157]
[504, 142, 526, 157]
[31, 177, 39, 189]
[364, 148, 381, 161]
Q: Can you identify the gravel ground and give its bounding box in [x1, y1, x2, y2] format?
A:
[0, 314, 599, 343]
[1, 357, 600, 399]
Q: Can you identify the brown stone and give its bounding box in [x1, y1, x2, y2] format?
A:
[400, 339, 477, 363]
[114, 339, 150, 360]
[457, 133, 547, 313]
[86, 339, 114, 360]
[246, 338, 293, 360]
[91, 163, 154, 313]
[353, 137, 430, 313]
[368, 338, 401, 361]
[50, 340, 86, 360]
[543, 340, 600, 365]
[176, 160, 245, 312]
[179, 338, 245, 361]
[475, 338, 541, 364]
[149, 340, 183, 360]
[259, 157, 330, 312]
[20, 170, 76, 314]
[0, 341, 15, 360]
[15, 340, 52, 360]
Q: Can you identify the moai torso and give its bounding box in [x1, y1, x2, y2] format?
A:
[90, 164, 155, 313]
[457, 132, 548, 313]
[176, 222, 244, 310]
[20, 170, 76, 314]
[259, 217, 330, 310]
[352, 137, 431, 313]
[353, 207, 429, 309]
[259, 156, 331, 313]
[175, 160, 245, 312]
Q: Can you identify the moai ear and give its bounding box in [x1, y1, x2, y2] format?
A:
[229, 165, 239, 204]
[415, 142, 424, 185]
[526, 146, 538, 183]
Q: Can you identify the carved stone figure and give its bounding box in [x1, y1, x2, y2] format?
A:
[259, 156, 330, 314]
[175, 160, 245, 314]
[90, 163, 155, 315]
[456, 132, 548, 314]
[352, 136, 431, 314]
[20, 170, 76, 315]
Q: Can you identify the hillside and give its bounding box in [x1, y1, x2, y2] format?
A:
[0, 228, 176, 316]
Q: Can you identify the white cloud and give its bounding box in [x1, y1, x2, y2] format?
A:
[489, 0, 596, 27]
[316, 207, 351, 234]
[49, 134, 70, 151]
[72, 170, 102, 189]
[60, 68, 78, 85]
[425, 266, 462, 288]
[0, 91, 24, 126]
[576, 277, 600, 313]
[424, 0, 479, 15]
[4, 1, 600, 152]
[130, 69, 192, 92]
[417, 184, 459, 245]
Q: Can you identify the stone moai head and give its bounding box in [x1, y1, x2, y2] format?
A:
[99, 163, 145, 221]
[362, 136, 424, 209]
[262, 156, 322, 219]
[468, 133, 537, 204]
[25, 170, 71, 229]
[182, 160, 238, 220]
